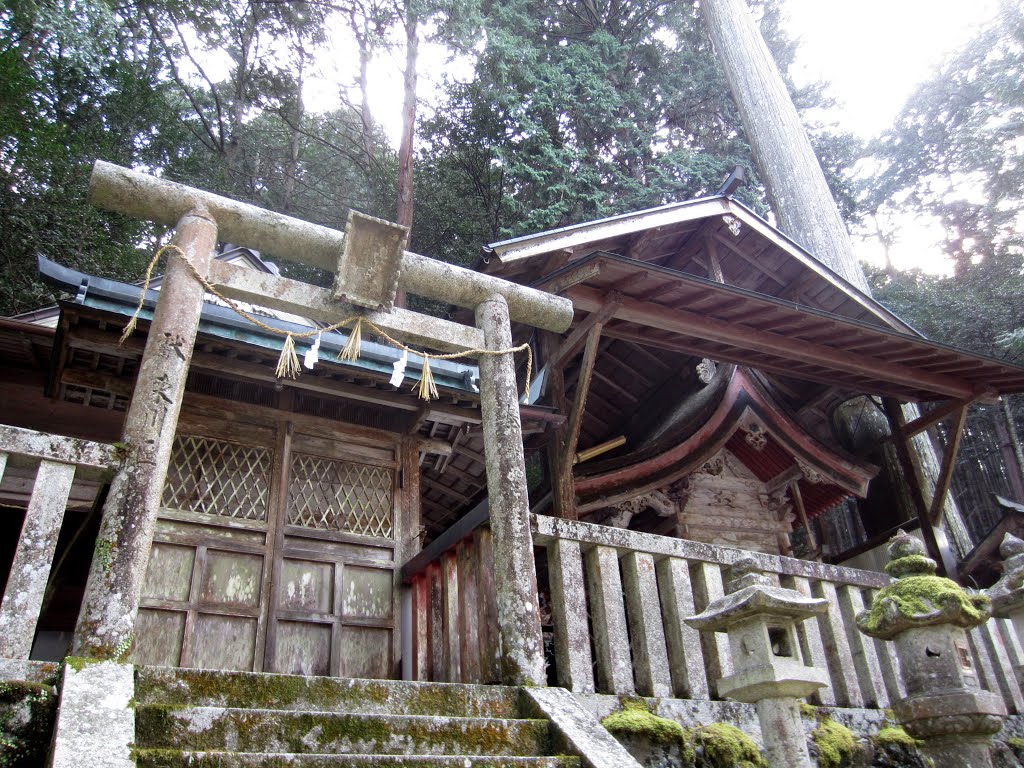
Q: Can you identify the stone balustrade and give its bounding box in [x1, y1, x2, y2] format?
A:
[403, 510, 1024, 722]
[0, 424, 118, 664]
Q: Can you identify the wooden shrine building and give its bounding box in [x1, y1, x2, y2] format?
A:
[5, 172, 1024, 768]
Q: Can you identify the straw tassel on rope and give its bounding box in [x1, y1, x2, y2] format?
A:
[338, 317, 363, 362]
[417, 355, 439, 401]
[275, 333, 302, 379]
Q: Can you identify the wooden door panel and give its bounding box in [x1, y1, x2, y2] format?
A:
[198, 550, 263, 610]
[279, 558, 335, 615]
[342, 565, 393, 620]
[189, 613, 257, 670]
[141, 543, 195, 602]
[341, 626, 392, 679]
[134, 609, 185, 667]
[273, 620, 333, 676]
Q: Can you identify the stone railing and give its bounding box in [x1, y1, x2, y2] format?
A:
[403, 510, 1024, 717]
[532, 515, 1024, 715]
[0, 424, 118, 662]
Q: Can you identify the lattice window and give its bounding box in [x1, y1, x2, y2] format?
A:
[287, 453, 393, 538]
[162, 435, 271, 522]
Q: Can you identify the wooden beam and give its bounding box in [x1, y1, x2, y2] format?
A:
[711, 232, 787, 288]
[789, 479, 819, 557]
[569, 285, 979, 400]
[882, 397, 978, 443]
[928, 404, 968, 525]
[561, 321, 604, 478]
[882, 398, 947, 576]
[545, 298, 622, 371]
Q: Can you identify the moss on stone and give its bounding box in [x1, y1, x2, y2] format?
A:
[601, 699, 685, 746]
[0, 680, 57, 768]
[884, 555, 936, 579]
[1008, 737, 1024, 756]
[799, 703, 817, 719]
[812, 717, 856, 768]
[873, 726, 918, 749]
[857, 575, 990, 638]
[690, 722, 765, 768]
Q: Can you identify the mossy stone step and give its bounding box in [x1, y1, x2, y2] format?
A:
[135, 750, 583, 768]
[135, 706, 554, 756]
[135, 667, 522, 719]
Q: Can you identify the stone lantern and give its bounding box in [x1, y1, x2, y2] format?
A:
[987, 532, 1024, 689]
[685, 556, 829, 767]
[857, 530, 1004, 768]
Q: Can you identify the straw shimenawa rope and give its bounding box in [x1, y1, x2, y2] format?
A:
[120, 243, 533, 402]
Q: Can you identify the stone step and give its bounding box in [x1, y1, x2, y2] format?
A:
[135, 667, 522, 719]
[135, 751, 583, 768]
[135, 707, 553, 756]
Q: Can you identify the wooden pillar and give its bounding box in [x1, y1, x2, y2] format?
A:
[882, 398, 948, 577]
[73, 208, 218, 658]
[475, 294, 546, 685]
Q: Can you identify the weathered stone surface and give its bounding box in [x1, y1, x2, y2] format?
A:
[0, 677, 57, 768]
[0, 459, 76, 658]
[784, 574, 836, 706]
[860, 530, 1008, 768]
[656, 556, 710, 700]
[621, 551, 672, 698]
[584, 545, 634, 695]
[988, 533, 1024, 618]
[134, 754, 582, 768]
[0, 425, 117, 469]
[136, 666, 523, 718]
[685, 557, 829, 768]
[756, 696, 811, 767]
[475, 294, 545, 686]
[73, 209, 218, 659]
[0, 658, 58, 684]
[547, 540, 595, 693]
[136, 707, 553, 755]
[89, 161, 574, 333]
[50, 660, 134, 768]
[524, 686, 643, 768]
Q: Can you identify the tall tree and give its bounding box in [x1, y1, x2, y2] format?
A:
[0, 0, 195, 315]
[412, 0, 856, 266]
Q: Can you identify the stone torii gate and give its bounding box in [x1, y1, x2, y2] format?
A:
[71, 160, 574, 686]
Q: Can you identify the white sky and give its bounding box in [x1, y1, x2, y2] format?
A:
[782, 0, 1001, 273]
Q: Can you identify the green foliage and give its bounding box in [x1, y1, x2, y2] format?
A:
[858, 575, 990, 635]
[414, 0, 858, 267]
[811, 717, 856, 768]
[863, 2, 1024, 358]
[873, 727, 919, 750]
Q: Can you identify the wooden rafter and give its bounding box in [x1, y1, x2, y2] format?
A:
[882, 398, 949, 577]
[928, 403, 969, 525]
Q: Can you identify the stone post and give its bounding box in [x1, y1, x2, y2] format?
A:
[72, 208, 218, 658]
[685, 556, 829, 768]
[987, 533, 1024, 689]
[857, 530, 1004, 768]
[475, 293, 546, 685]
